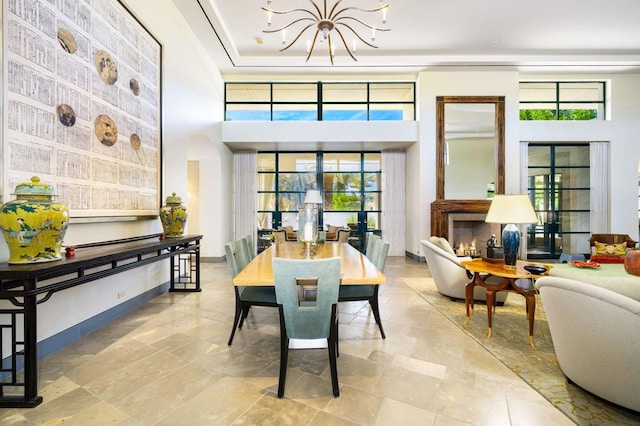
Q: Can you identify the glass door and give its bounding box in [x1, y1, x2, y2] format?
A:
[527, 144, 591, 259]
[257, 152, 381, 253]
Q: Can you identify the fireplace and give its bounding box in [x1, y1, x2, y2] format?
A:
[448, 213, 501, 257]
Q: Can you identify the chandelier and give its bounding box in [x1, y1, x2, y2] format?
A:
[262, 0, 390, 65]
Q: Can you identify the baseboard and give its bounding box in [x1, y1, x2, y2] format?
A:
[1, 281, 170, 376]
[202, 256, 225, 263]
[406, 250, 426, 263]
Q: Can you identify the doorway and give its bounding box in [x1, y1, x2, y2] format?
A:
[257, 152, 382, 252]
[527, 144, 591, 259]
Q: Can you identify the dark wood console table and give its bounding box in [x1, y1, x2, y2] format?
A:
[0, 233, 202, 408]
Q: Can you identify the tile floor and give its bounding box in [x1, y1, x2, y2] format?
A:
[0, 257, 575, 425]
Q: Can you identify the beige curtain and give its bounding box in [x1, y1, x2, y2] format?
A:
[590, 142, 609, 233]
[381, 150, 406, 256]
[234, 152, 257, 251]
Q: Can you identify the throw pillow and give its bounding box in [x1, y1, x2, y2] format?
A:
[591, 241, 627, 263]
[429, 236, 456, 256]
[590, 254, 625, 264]
[594, 241, 627, 256]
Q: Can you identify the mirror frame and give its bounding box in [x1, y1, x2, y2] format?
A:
[436, 96, 505, 200]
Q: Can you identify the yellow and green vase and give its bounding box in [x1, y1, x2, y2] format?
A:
[0, 176, 69, 264]
[160, 192, 187, 238]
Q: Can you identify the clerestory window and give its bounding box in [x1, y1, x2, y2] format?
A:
[519, 81, 606, 121]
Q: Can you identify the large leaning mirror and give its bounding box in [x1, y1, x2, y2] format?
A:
[436, 96, 505, 199]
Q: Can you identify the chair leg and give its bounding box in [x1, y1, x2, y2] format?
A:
[328, 304, 340, 397]
[227, 298, 243, 346]
[277, 305, 288, 398]
[369, 288, 386, 339]
[238, 305, 251, 329]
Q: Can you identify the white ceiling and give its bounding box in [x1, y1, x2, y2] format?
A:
[177, 0, 640, 76]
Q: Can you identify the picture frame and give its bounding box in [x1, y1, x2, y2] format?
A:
[2, 0, 162, 219]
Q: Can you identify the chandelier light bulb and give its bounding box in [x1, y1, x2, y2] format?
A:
[307, 40, 311, 53]
[371, 27, 376, 42]
[382, 8, 387, 25]
[282, 29, 286, 44]
[267, 11, 272, 27]
[352, 40, 357, 52]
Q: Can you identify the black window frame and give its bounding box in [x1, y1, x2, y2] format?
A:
[519, 81, 606, 121]
[225, 81, 415, 121]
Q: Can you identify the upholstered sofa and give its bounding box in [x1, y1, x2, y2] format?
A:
[535, 275, 640, 411]
[420, 238, 507, 303]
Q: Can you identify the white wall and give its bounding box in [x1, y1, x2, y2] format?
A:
[0, 0, 228, 348]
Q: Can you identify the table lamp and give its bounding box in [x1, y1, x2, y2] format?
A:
[485, 194, 538, 268]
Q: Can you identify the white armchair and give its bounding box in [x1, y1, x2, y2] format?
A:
[535, 276, 640, 412]
[420, 237, 507, 303]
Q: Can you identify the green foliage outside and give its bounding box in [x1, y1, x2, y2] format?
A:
[332, 193, 360, 211]
[520, 109, 598, 121]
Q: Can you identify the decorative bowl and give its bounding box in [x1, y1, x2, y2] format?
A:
[523, 265, 547, 275]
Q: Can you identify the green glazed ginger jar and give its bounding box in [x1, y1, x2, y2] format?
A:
[0, 176, 69, 264]
[160, 192, 187, 238]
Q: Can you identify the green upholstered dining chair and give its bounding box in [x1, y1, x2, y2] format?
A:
[365, 233, 382, 262]
[272, 257, 342, 398]
[225, 239, 277, 346]
[338, 238, 389, 339]
[242, 234, 255, 260]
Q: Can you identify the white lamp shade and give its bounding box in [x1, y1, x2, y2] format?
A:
[303, 189, 323, 204]
[485, 194, 538, 224]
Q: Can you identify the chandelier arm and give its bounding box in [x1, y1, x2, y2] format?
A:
[306, 30, 321, 62]
[327, 35, 334, 65]
[335, 23, 378, 48]
[279, 23, 316, 52]
[327, 0, 343, 19]
[263, 18, 315, 34]
[303, 0, 323, 19]
[335, 16, 391, 31]
[331, 5, 389, 21]
[261, 6, 320, 21]
[333, 28, 357, 61]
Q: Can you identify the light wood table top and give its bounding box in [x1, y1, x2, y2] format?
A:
[233, 242, 386, 286]
[460, 259, 552, 278]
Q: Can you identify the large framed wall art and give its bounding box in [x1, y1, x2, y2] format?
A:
[2, 0, 162, 219]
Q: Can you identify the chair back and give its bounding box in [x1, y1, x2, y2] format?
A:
[225, 239, 250, 278]
[365, 234, 381, 262]
[272, 257, 341, 340]
[337, 229, 350, 243]
[589, 234, 636, 249]
[242, 235, 255, 260]
[272, 229, 286, 243]
[372, 239, 390, 272]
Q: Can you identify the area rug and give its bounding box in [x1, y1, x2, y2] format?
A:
[402, 276, 640, 426]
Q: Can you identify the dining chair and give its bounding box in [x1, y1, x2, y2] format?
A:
[337, 228, 350, 243]
[242, 234, 255, 260]
[272, 257, 342, 398]
[365, 233, 381, 262]
[338, 238, 389, 339]
[225, 239, 277, 346]
[272, 229, 286, 243]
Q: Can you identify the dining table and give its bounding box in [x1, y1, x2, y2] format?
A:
[233, 241, 386, 286]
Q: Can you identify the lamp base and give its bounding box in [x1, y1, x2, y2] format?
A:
[502, 223, 520, 268]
